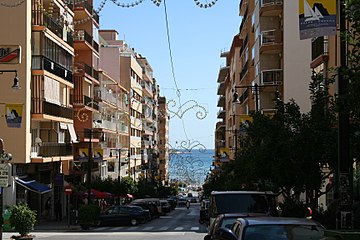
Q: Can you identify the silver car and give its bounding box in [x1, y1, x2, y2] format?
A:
[217, 216, 334, 240]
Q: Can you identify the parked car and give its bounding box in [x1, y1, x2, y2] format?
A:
[204, 213, 266, 240]
[160, 200, 171, 214]
[177, 197, 187, 207]
[167, 196, 177, 210]
[130, 198, 161, 219]
[99, 205, 150, 226]
[217, 217, 326, 240]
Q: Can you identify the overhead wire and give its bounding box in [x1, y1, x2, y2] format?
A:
[163, 0, 189, 140]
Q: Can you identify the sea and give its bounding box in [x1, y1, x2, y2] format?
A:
[168, 149, 214, 185]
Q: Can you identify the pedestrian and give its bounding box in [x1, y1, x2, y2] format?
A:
[55, 199, 62, 221]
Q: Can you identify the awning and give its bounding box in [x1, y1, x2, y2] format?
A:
[15, 177, 52, 194]
[67, 123, 78, 143]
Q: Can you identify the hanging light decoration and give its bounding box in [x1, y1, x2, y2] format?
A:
[193, 0, 218, 8]
[151, 0, 161, 6]
[110, 0, 145, 8]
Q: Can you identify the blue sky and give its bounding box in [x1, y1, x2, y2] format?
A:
[94, 0, 240, 149]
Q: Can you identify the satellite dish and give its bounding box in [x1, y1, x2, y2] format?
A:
[35, 137, 42, 146]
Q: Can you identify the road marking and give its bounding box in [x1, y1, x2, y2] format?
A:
[191, 227, 199, 231]
[174, 227, 184, 231]
[159, 226, 169, 231]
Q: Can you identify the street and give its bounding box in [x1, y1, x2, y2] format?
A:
[3, 203, 207, 240]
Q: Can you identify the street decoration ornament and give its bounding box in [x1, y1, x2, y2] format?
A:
[167, 99, 208, 120]
[168, 140, 207, 184]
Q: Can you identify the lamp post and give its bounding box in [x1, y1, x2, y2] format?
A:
[84, 128, 93, 204]
[337, 0, 352, 229]
[110, 148, 128, 204]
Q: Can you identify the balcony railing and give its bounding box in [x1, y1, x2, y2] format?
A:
[36, 142, 73, 157]
[261, 0, 283, 6]
[32, 99, 74, 120]
[32, 55, 73, 83]
[74, 29, 93, 46]
[240, 61, 249, 80]
[93, 11, 99, 24]
[95, 88, 117, 106]
[84, 95, 99, 111]
[261, 29, 282, 45]
[261, 69, 283, 85]
[93, 41, 99, 52]
[32, 11, 74, 47]
[93, 119, 117, 131]
[312, 36, 328, 61]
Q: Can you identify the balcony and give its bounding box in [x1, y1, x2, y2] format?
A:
[311, 36, 329, 68]
[240, 61, 249, 81]
[31, 142, 73, 158]
[74, 29, 93, 50]
[32, 100, 74, 120]
[32, 55, 73, 84]
[84, 95, 99, 111]
[218, 65, 229, 83]
[93, 119, 117, 132]
[75, 62, 99, 81]
[217, 95, 225, 107]
[32, 11, 74, 47]
[217, 109, 225, 119]
[261, 69, 283, 85]
[94, 88, 118, 106]
[260, 30, 283, 53]
[260, 0, 283, 17]
[217, 81, 225, 95]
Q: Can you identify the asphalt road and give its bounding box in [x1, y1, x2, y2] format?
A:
[3, 203, 207, 240]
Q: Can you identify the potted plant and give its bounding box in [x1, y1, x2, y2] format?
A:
[9, 203, 37, 240]
[78, 204, 101, 230]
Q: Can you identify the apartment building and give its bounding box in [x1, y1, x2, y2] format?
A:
[158, 96, 170, 185]
[0, 0, 75, 218]
[136, 56, 156, 180]
[70, 0, 103, 189]
[215, 0, 313, 166]
[98, 30, 131, 181]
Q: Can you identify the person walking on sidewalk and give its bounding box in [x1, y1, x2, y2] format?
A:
[55, 199, 62, 221]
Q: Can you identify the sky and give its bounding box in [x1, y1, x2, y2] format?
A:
[93, 0, 240, 150]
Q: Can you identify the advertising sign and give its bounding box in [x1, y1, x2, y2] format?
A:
[5, 103, 23, 128]
[0, 45, 21, 64]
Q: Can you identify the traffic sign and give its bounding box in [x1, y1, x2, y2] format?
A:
[64, 185, 72, 195]
[0, 163, 11, 187]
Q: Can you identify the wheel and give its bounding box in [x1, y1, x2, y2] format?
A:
[130, 218, 138, 226]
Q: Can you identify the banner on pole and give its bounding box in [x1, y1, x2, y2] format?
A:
[299, 0, 337, 40]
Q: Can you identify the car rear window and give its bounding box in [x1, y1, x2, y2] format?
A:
[215, 194, 269, 214]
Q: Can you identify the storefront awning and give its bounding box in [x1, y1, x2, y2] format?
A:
[15, 177, 52, 194]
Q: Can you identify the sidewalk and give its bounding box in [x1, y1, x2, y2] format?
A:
[33, 218, 81, 232]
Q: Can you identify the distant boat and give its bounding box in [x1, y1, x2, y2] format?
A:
[304, 0, 323, 22]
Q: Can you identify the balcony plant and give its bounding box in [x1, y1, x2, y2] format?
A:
[9, 203, 37, 240]
[78, 203, 101, 230]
